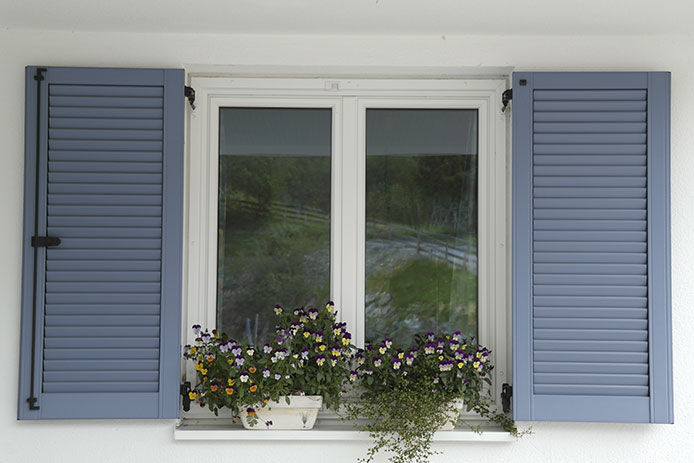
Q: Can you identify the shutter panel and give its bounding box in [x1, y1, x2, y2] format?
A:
[512, 72, 672, 423]
[18, 67, 184, 419]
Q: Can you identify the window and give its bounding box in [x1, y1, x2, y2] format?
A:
[184, 77, 509, 417]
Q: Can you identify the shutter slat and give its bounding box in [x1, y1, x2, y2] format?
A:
[534, 210, 646, 220]
[533, 90, 647, 100]
[47, 227, 161, 238]
[46, 260, 161, 271]
[534, 156, 646, 166]
[45, 293, 161, 304]
[534, 111, 647, 122]
[534, 187, 646, 198]
[49, 139, 163, 152]
[534, 101, 646, 111]
[534, 285, 647, 297]
[55, 238, 162, 249]
[534, 177, 645, 187]
[48, 183, 162, 194]
[534, 351, 648, 363]
[48, 205, 161, 216]
[534, 144, 646, 155]
[47, 216, 161, 227]
[47, 249, 161, 260]
[534, 373, 648, 386]
[43, 348, 160, 360]
[534, 275, 647, 286]
[49, 162, 163, 173]
[534, 340, 647, 352]
[534, 220, 646, 231]
[534, 318, 648, 330]
[534, 122, 646, 133]
[43, 382, 159, 393]
[534, 307, 647, 319]
[535, 133, 646, 144]
[49, 129, 163, 141]
[47, 270, 161, 282]
[534, 231, 646, 241]
[534, 385, 648, 396]
[534, 328, 648, 341]
[534, 296, 647, 307]
[534, 263, 646, 274]
[45, 315, 160, 326]
[44, 371, 159, 383]
[44, 359, 159, 371]
[49, 96, 163, 108]
[49, 107, 164, 119]
[49, 118, 163, 130]
[533, 252, 647, 263]
[45, 282, 161, 293]
[535, 362, 649, 374]
[535, 198, 646, 209]
[45, 305, 160, 316]
[50, 85, 163, 97]
[44, 337, 160, 349]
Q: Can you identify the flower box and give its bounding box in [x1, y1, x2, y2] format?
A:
[239, 395, 323, 430]
[438, 398, 465, 431]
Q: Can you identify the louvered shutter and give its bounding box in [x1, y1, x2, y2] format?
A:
[512, 72, 672, 423]
[18, 67, 184, 419]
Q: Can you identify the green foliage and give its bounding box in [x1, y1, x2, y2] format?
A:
[184, 302, 353, 424]
[344, 332, 518, 463]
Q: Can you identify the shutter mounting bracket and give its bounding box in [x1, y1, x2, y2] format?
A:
[501, 383, 512, 413]
[184, 86, 196, 110]
[180, 381, 192, 412]
[501, 89, 512, 113]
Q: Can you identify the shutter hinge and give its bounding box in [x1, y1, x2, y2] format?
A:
[501, 89, 512, 113]
[31, 236, 61, 247]
[501, 383, 512, 413]
[180, 381, 192, 412]
[184, 86, 196, 110]
[33, 67, 46, 82]
[26, 396, 40, 410]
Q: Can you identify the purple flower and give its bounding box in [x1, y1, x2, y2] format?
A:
[373, 357, 382, 367]
[384, 338, 393, 349]
[301, 348, 309, 360]
[437, 339, 445, 349]
[308, 308, 319, 320]
[201, 332, 211, 341]
[235, 355, 245, 366]
[274, 373, 282, 380]
[392, 358, 402, 370]
[263, 344, 272, 354]
[405, 354, 414, 366]
[231, 345, 242, 356]
[262, 369, 271, 378]
[424, 343, 436, 354]
[192, 324, 201, 334]
[426, 332, 435, 341]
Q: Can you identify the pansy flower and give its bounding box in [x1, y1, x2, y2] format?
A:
[341, 332, 352, 346]
[274, 373, 282, 380]
[355, 351, 365, 365]
[364, 368, 373, 375]
[329, 356, 337, 367]
[235, 356, 245, 367]
[316, 354, 326, 366]
[225, 387, 234, 395]
[373, 357, 382, 367]
[405, 353, 415, 366]
[249, 385, 258, 393]
[239, 373, 249, 383]
[326, 301, 335, 312]
[452, 331, 462, 341]
[201, 332, 211, 342]
[192, 324, 201, 335]
[378, 345, 387, 355]
[246, 407, 256, 417]
[396, 350, 404, 359]
[262, 368, 271, 378]
[314, 331, 324, 343]
[246, 347, 255, 356]
[231, 345, 242, 356]
[248, 367, 257, 374]
[384, 338, 393, 349]
[437, 339, 445, 349]
[263, 344, 273, 354]
[392, 358, 402, 370]
[449, 339, 459, 351]
[308, 308, 319, 320]
[349, 371, 358, 382]
[274, 305, 283, 315]
[426, 332, 435, 341]
[331, 346, 342, 356]
[424, 343, 436, 354]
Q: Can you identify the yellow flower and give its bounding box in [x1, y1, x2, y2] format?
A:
[202, 376, 208, 382]
[225, 387, 234, 395]
[342, 338, 350, 346]
[473, 361, 480, 369]
[210, 385, 218, 392]
[461, 344, 467, 350]
[189, 347, 197, 355]
[319, 344, 327, 351]
[303, 332, 311, 338]
[263, 399, 269, 404]
[249, 367, 257, 373]
[476, 352, 482, 359]
[188, 391, 197, 400]
[195, 363, 203, 371]
[214, 331, 220, 339]
[227, 359, 234, 365]
[457, 362, 464, 369]
[397, 352, 404, 359]
[227, 378, 235, 386]
[438, 356, 444, 361]
[201, 368, 208, 375]
[249, 385, 258, 393]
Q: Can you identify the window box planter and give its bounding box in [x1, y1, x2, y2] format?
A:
[240, 396, 323, 430]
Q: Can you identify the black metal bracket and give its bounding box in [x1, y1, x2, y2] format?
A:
[501, 383, 512, 413]
[184, 86, 196, 110]
[31, 236, 61, 247]
[502, 89, 513, 113]
[180, 381, 192, 412]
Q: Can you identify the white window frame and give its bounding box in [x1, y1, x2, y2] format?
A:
[183, 75, 510, 420]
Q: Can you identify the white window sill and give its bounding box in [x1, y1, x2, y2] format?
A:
[174, 419, 515, 442]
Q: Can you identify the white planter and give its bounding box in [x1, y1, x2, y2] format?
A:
[439, 398, 465, 431]
[239, 395, 323, 430]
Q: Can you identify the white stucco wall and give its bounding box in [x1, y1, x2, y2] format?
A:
[1, 29, 693, 462]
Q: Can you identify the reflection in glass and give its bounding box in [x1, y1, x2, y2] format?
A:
[365, 109, 478, 345]
[217, 108, 331, 345]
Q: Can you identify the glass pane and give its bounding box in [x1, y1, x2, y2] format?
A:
[217, 107, 331, 345]
[365, 109, 478, 345]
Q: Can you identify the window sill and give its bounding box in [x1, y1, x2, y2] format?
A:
[174, 419, 515, 442]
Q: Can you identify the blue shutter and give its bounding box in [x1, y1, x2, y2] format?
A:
[512, 72, 672, 423]
[18, 67, 184, 419]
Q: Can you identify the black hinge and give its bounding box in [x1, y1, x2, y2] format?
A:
[502, 89, 513, 112]
[180, 381, 192, 412]
[31, 236, 61, 247]
[501, 383, 512, 413]
[184, 86, 196, 110]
